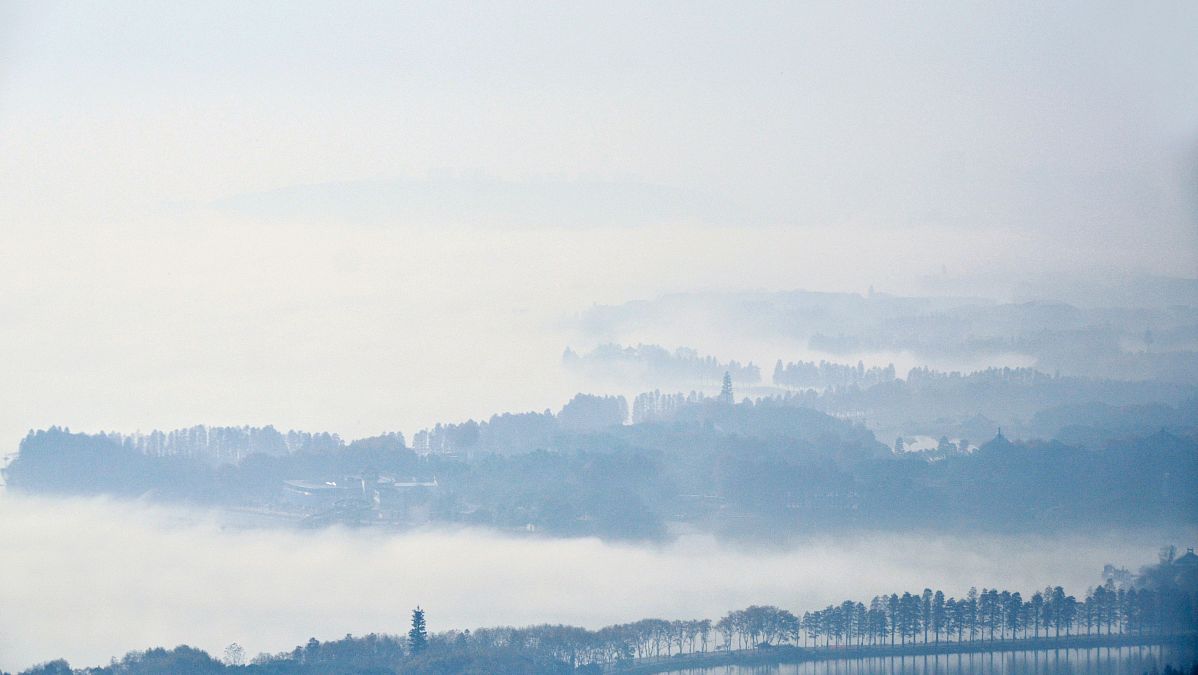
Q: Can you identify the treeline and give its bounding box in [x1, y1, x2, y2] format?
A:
[577, 287, 1198, 383]
[6, 394, 1198, 539]
[411, 394, 628, 455]
[764, 366, 1194, 443]
[120, 426, 350, 463]
[631, 389, 709, 423]
[563, 343, 761, 385]
[798, 584, 1184, 648]
[33, 426, 374, 465]
[4, 427, 418, 505]
[904, 366, 1055, 386]
[772, 359, 897, 389]
[18, 554, 1198, 674]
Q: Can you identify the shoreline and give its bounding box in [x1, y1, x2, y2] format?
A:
[611, 632, 1198, 674]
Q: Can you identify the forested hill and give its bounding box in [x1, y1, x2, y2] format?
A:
[783, 366, 1195, 443]
[4, 395, 1196, 541]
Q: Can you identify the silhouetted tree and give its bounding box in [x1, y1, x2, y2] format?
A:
[719, 371, 734, 404]
[409, 606, 429, 654]
[222, 642, 245, 666]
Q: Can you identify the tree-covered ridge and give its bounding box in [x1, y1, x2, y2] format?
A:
[28, 426, 368, 465]
[772, 359, 897, 389]
[765, 365, 1195, 442]
[412, 393, 628, 455]
[15, 552, 1198, 674]
[4, 390, 1196, 539]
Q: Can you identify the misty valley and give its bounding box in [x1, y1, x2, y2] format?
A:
[6, 292, 1197, 541]
[3, 287, 1198, 674]
[5, 4, 1198, 673]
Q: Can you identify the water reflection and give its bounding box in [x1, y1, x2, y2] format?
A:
[673, 644, 1198, 675]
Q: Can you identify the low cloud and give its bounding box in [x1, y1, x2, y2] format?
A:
[0, 494, 1181, 671]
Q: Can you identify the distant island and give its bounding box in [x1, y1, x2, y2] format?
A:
[4, 369, 1195, 541]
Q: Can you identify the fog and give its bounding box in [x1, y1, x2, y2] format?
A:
[0, 218, 1081, 450]
[5, 2, 1197, 246]
[3, 1, 1197, 447]
[0, 493, 1182, 671]
[2, 3, 1197, 671]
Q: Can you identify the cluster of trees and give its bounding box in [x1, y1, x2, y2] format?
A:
[798, 585, 1161, 648]
[765, 365, 1193, 444]
[772, 359, 897, 389]
[904, 366, 1057, 386]
[716, 606, 798, 649]
[49, 426, 353, 466]
[562, 343, 761, 385]
[631, 389, 709, 423]
[410, 395, 628, 457]
[4, 427, 420, 503]
[554, 394, 629, 432]
[792, 551, 1198, 653]
[705, 575, 1198, 657]
[18, 552, 1197, 674]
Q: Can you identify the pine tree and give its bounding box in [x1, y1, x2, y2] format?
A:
[719, 371, 733, 403]
[408, 606, 428, 654]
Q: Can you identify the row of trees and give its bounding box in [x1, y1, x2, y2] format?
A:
[26, 426, 351, 465]
[19, 571, 1197, 674]
[797, 584, 1172, 649]
[773, 359, 897, 389]
[631, 389, 710, 423]
[410, 394, 629, 456]
[256, 561, 1198, 670]
[774, 363, 1060, 395]
[731, 578, 1197, 656]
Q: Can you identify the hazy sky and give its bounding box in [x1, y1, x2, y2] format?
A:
[1, 1, 1196, 442]
[1, 7, 1197, 669]
[3, 1, 1196, 239]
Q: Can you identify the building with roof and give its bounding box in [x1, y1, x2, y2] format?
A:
[1175, 547, 1198, 568]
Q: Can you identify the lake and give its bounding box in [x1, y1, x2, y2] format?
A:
[667, 644, 1198, 675]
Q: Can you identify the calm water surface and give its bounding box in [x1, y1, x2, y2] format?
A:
[670, 644, 1198, 675]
